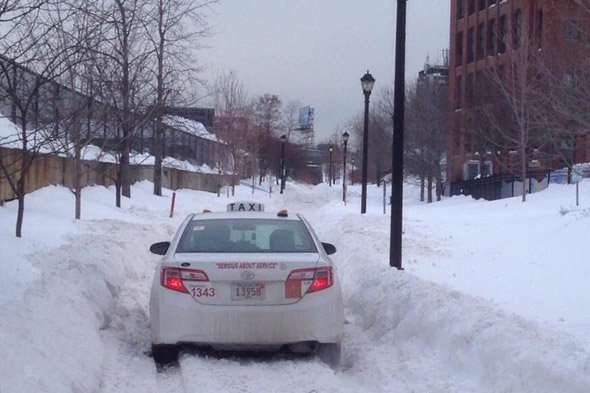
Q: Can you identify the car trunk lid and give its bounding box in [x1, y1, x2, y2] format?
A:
[170, 253, 321, 306]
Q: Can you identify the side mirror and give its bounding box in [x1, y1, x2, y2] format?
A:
[322, 242, 336, 255]
[150, 241, 170, 255]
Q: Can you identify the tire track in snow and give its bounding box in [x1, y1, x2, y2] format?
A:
[177, 351, 364, 393]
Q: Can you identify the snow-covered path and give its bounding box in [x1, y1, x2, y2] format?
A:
[2, 180, 590, 392]
[94, 207, 483, 393]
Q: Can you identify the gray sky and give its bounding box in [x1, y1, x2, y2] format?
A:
[202, 0, 450, 142]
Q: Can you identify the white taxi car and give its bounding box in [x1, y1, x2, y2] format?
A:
[149, 201, 343, 367]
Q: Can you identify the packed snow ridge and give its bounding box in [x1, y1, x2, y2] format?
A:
[1, 179, 589, 392]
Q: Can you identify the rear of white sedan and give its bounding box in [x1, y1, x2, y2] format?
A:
[148, 205, 343, 366]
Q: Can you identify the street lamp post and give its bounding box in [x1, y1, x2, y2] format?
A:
[329, 145, 333, 187]
[390, 0, 407, 270]
[342, 131, 349, 203]
[280, 135, 286, 194]
[360, 71, 375, 214]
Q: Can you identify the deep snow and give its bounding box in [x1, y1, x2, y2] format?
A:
[1, 178, 589, 392]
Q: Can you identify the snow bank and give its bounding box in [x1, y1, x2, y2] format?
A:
[0, 185, 173, 393]
[348, 269, 590, 392]
[1, 179, 590, 392]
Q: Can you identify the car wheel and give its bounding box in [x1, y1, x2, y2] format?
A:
[151, 344, 178, 366]
[317, 343, 341, 370]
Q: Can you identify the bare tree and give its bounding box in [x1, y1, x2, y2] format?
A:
[349, 88, 394, 187]
[0, 0, 46, 29]
[281, 101, 301, 142]
[146, 0, 218, 196]
[87, 0, 153, 207]
[212, 70, 249, 195]
[405, 80, 448, 203]
[537, 2, 590, 172]
[250, 94, 281, 184]
[0, 3, 81, 236]
[475, 36, 548, 202]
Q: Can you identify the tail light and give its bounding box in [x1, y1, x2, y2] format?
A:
[285, 267, 333, 299]
[161, 267, 209, 293]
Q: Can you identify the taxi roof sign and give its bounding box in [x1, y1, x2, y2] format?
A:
[227, 201, 265, 212]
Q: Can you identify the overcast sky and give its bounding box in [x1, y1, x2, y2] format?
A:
[202, 1, 450, 142]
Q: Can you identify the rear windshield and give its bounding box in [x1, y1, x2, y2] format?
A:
[176, 218, 318, 253]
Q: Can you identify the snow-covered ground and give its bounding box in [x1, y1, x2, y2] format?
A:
[1, 178, 589, 392]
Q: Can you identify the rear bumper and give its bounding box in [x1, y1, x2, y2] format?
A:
[150, 285, 343, 346]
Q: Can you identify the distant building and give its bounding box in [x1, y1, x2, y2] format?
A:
[448, 0, 590, 181]
[0, 54, 222, 169]
[417, 56, 449, 90]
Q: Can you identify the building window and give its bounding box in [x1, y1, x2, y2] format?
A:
[477, 24, 485, 60]
[456, 31, 464, 66]
[488, 19, 497, 55]
[478, 0, 486, 11]
[468, 0, 475, 15]
[513, 9, 522, 48]
[467, 27, 475, 63]
[498, 65, 505, 81]
[456, 75, 463, 110]
[457, 0, 464, 19]
[463, 161, 480, 180]
[563, 72, 576, 89]
[564, 20, 581, 39]
[467, 73, 474, 103]
[499, 15, 507, 53]
[536, 9, 544, 46]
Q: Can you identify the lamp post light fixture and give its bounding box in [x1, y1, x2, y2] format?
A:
[329, 145, 333, 187]
[342, 131, 349, 203]
[360, 70, 375, 214]
[280, 134, 287, 194]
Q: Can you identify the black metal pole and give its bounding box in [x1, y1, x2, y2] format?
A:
[361, 93, 370, 214]
[343, 141, 348, 202]
[280, 140, 286, 194]
[390, 0, 407, 270]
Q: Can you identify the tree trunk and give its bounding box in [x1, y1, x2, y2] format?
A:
[427, 176, 433, 203]
[153, 4, 165, 197]
[420, 176, 425, 202]
[15, 180, 25, 238]
[115, 168, 122, 208]
[153, 118, 163, 196]
[521, 147, 527, 202]
[120, 151, 131, 198]
[436, 173, 443, 201]
[74, 149, 82, 219]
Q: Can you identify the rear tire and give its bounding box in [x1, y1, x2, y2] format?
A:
[151, 344, 178, 367]
[317, 343, 341, 370]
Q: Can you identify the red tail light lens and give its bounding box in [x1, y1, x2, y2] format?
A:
[308, 267, 333, 293]
[285, 267, 333, 298]
[161, 267, 209, 293]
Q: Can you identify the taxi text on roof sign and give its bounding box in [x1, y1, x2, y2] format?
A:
[227, 201, 265, 212]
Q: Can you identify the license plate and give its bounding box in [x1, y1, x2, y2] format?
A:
[231, 283, 265, 300]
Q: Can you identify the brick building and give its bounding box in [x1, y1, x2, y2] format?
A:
[448, 0, 590, 181]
